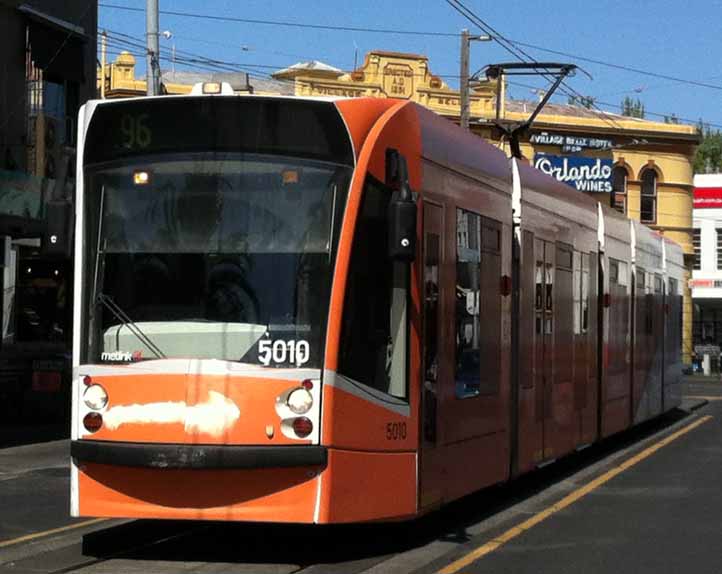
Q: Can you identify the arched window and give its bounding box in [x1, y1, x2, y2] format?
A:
[640, 168, 657, 223]
[611, 166, 628, 214]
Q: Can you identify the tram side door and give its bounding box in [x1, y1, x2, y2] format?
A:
[534, 239, 555, 462]
[418, 201, 444, 509]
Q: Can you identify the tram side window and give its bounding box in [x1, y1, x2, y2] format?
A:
[338, 177, 408, 400]
[573, 252, 581, 335]
[423, 232, 440, 443]
[455, 208, 481, 398]
[609, 259, 619, 285]
[581, 253, 590, 333]
[535, 261, 543, 334]
[478, 218, 502, 395]
[545, 261, 553, 334]
[424, 234, 440, 388]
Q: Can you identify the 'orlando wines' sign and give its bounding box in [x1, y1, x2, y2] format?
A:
[534, 154, 613, 193]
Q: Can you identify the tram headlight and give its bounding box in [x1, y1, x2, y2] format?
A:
[286, 388, 313, 415]
[83, 384, 108, 411]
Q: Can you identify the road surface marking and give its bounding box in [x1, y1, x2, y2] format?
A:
[0, 518, 108, 549]
[437, 415, 713, 574]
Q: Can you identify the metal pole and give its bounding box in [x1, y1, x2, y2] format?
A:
[460, 29, 470, 131]
[100, 30, 107, 99]
[146, 0, 160, 96]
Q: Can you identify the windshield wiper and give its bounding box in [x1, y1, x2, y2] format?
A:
[97, 293, 166, 359]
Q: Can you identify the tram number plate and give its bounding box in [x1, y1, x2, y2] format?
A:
[257, 339, 310, 366]
[386, 422, 407, 440]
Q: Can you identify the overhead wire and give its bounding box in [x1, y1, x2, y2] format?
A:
[102, 30, 273, 78]
[99, 13, 722, 130]
[506, 80, 722, 131]
[102, 28, 464, 80]
[444, 0, 628, 133]
[99, 2, 722, 99]
[99, 3, 459, 37]
[507, 39, 722, 93]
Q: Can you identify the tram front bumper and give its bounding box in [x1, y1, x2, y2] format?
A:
[71, 440, 327, 470]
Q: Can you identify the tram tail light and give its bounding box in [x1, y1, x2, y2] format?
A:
[83, 412, 103, 433]
[82, 375, 92, 386]
[292, 417, 313, 438]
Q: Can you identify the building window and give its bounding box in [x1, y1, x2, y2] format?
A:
[611, 166, 627, 214]
[693, 228, 701, 270]
[717, 229, 722, 270]
[640, 168, 657, 223]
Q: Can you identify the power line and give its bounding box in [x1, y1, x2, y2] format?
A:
[100, 1, 722, 99]
[508, 39, 722, 93]
[101, 29, 722, 130]
[100, 24, 722, 131]
[104, 31, 265, 77]
[444, 0, 628, 133]
[103, 28, 464, 80]
[99, 3, 459, 37]
[506, 80, 722, 130]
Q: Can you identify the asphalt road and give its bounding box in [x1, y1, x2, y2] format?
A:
[0, 378, 720, 573]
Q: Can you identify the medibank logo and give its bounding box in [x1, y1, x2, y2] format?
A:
[101, 350, 143, 362]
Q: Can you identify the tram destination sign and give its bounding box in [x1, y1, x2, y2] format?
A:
[530, 131, 613, 153]
[534, 154, 613, 193]
[83, 98, 354, 166]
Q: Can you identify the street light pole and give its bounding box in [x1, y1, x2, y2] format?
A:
[146, 0, 160, 96]
[162, 30, 174, 80]
[460, 29, 470, 130]
[459, 29, 492, 131]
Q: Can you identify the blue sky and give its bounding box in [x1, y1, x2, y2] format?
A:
[99, 1, 722, 129]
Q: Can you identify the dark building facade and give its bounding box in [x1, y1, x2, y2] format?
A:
[0, 0, 97, 439]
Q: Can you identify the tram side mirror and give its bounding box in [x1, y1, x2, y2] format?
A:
[42, 200, 73, 257]
[388, 197, 417, 262]
[386, 149, 417, 262]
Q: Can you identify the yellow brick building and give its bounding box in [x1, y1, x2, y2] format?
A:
[99, 50, 699, 362]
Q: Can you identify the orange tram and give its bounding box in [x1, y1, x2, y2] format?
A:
[70, 85, 684, 524]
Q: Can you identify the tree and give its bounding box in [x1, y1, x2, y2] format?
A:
[621, 96, 645, 118]
[694, 124, 722, 173]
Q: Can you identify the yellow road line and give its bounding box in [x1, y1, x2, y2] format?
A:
[437, 415, 713, 574]
[0, 518, 108, 549]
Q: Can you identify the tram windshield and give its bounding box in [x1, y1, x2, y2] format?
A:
[84, 155, 351, 368]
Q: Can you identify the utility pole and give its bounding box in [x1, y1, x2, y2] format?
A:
[459, 30, 492, 131]
[100, 30, 107, 99]
[460, 29, 470, 130]
[146, 0, 160, 96]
